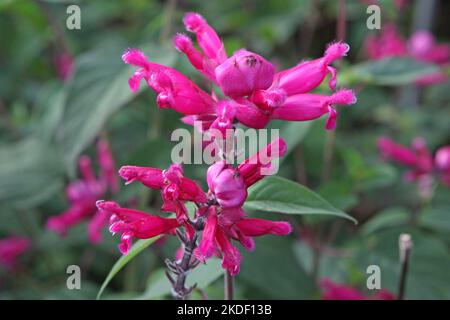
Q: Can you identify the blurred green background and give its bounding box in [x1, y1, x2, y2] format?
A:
[0, 0, 449, 299]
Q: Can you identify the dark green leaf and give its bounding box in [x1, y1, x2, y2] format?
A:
[245, 176, 357, 223]
[97, 237, 161, 300]
[351, 57, 439, 86]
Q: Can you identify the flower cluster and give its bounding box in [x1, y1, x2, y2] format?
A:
[365, 23, 450, 85]
[378, 136, 450, 191]
[97, 11, 356, 291]
[46, 139, 118, 243]
[123, 12, 356, 133]
[98, 138, 291, 275]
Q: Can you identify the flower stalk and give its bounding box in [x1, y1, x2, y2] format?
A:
[224, 271, 234, 300]
[398, 233, 413, 300]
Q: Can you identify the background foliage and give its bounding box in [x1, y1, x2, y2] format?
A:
[0, 0, 449, 299]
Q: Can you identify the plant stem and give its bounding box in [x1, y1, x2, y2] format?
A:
[224, 271, 234, 300]
[398, 234, 413, 300]
[337, 0, 346, 42]
[172, 233, 198, 300]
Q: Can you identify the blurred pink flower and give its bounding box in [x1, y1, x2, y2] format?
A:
[365, 25, 450, 85]
[0, 236, 30, 270]
[408, 31, 450, 85]
[46, 139, 118, 243]
[435, 146, 450, 187]
[321, 278, 396, 300]
[378, 136, 433, 182]
[54, 52, 74, 81]
[365, 23, 408, 60]
[378, 137, 450, 190]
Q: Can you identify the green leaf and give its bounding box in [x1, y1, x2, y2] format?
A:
[97, 237, 161, 300]
[351, 57, 439, 86]
[418, 206, 450, 233]
[0, 137, 64, 208]
[245, 176, 357, 223]
[240, 236, 315, 299]
[360, 207, 410, 236]
[138, 259, 223, 300]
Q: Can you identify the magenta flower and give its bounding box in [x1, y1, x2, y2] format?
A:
[126, 12, 355, 133]
[321, 279, 395, 300]
[119, 163, 206, 222]
[207, 160, 247, 209]
[0, 236, 30, 270]
[182, 12, 227, 77]
[378, 137, 450, 191]
[409, 31, 450, 64]
[196, 206, 292, 276]
[46, 139, 118, 243]
[267, 42, 350, 95]
[215, 49, 275, 97]
[122, 49, 215, 115]
[197, 138, 292, 275]
[377, 136, 433, 182]
[271, 89, 356, 130]
[96, 201, 180, 254]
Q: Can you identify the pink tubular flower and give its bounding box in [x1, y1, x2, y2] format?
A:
[182, 12, 227, 72]
[215, 49, 275, 97]
[209, 100, 236, 138]
[234, 89, 356, 130]
[321, 279, 395, 300]
[377, 136, 433, 182]
[174, 33, 217, 81]
[364, 23, 408, 60]
[196, 138, 291, 275]
[435, 146, 450, 187]
[268, 42, 350, 96]
[0, 236, 30, 270]
[46, 139, 118, 243]
[196, 206, 292, 275]
[122, 48, 215, 115]
[119, 163, 206, 222]
[207, 160, 247, 208]
[237, 138, 288, 187]
[96, 201, 179, 254]
[271, 89, 357, 130]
